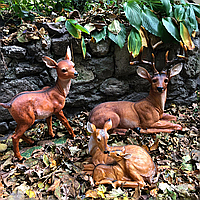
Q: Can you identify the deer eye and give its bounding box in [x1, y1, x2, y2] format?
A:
[152, 79, 157, 83]
[116, 153, 120, 156]
[164, 78, 168, 83]
[61, 68, 67, 72]
[97, 138, 101, 142]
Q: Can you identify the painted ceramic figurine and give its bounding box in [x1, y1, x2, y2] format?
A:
[0, 47, 78, 161]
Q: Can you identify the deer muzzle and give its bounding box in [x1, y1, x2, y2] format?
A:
[74, 71, 79, 78]
[157, 87, 164, 93]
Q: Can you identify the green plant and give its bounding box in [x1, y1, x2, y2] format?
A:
[85, 0, 200, 58]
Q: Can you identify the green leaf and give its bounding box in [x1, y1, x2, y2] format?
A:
[65, 20, 81, 39]
[182, 154, 191, 163]
[108, 23, 126, 49]
[108, 20, 121, 35]
[81, 37, 86, 59]
[84, 23, 96, 32]
[191, 4, 200, 18]
[91, 26, 107, 43]
[123, 1, 142, 31]
[54, 136, 67, 144]
[21, 146, 43, 158]
[127, 28, 142, 58]
[174, 4, 185, 22]
[38, 181, 44, 189]
[43, 154, 50, 167]
[186, 6, 198, 32]
[142, 6, 164, 38]
[68, 19, 90, 34]
[162, 17, 180, 42]
[55, 16, 66, 22]
[181, 163, 193, 171]
[160, 0, 172, 15]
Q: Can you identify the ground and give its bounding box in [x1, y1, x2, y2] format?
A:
[0, 101, 199, 200]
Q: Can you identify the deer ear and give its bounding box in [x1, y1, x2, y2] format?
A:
[87, 122, 96, 133]
[137, 67, 151, 82]
[123, 153, 132, 160]
[104, 119, 112, 130]
[169, 63, 182, 78]
[42, 56, 58, 68]
[65, 46, 72, 61]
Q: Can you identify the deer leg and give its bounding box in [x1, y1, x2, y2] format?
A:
[113, 180, 139, 188]
[161, 113, 177, 121]
[128, 166, 146, 188]
[12, 124, 33, 160]
[46, 116, 55, 138]
[150, 120, 182, 130]
[21, 134, 35, 145]
[139, 128, 174, 134]
[55, 110, 75, 137]
[83, 164, 95, 171]
[111, 128, 128, 135]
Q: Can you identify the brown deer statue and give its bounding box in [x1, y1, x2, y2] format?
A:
[0, 47, 78, 161]
[89, 47, 187, 135]
[93, 148, 156, 188]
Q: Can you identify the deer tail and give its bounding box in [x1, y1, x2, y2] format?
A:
[0, 102, 11, 109]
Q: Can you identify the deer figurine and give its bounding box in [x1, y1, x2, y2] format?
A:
[83, 120, 115, 173]
[93, 149, 156, 188]
[87, 119, 156, 188]
[89, 48, 187, 135]
[85, 119, 156, 176]
[0, 46, 78, 161]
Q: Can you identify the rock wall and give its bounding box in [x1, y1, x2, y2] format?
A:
[0, 23, 200, 134]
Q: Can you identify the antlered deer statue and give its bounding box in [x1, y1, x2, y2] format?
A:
[0, 47, 78, 161]
[89, 46, 187, 135]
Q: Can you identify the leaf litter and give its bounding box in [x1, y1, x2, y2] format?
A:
[0, 102, 199, 200]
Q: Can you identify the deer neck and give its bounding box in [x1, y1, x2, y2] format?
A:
[88, 135, 99, 156]
[147, 88, 167, 113]
[55, 78, 71, 97]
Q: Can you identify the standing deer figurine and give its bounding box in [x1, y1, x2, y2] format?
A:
[0, 47, 78, 161]
[89, 49, 187, 135]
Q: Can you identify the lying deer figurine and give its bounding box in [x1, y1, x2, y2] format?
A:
[93, 149, 156, 188]
[89, 50, 186, 134]
[0, 47, 78, 161]
[87, 119, 156, 188]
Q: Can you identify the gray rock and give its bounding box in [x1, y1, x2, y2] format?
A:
[39, 22, 68, 37]
[100, 78, 129, 96]
[9, 121, 17, 130]
[0, 122, 9, 133]
[15, 63, 44, 78]
[89, 38, 111, 57]
[88, 56, 114, 80]
[51, 34, 70, 56]
[1, 46, 26, 59]
[114, 45, 136, 77]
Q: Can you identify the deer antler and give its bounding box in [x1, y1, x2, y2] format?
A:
[165, 42, 188, 69]
[130, 47, 159, 74]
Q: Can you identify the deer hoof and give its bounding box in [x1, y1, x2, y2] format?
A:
[133, 127, 141, 134]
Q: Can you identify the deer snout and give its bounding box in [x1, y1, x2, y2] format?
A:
[74, 71, 79, 78]
[157, 87, 164, 93]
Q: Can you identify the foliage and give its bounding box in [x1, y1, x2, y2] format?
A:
[1, 0, 200, 57]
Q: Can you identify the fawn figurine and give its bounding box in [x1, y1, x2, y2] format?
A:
[0, 47, 78, 161]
